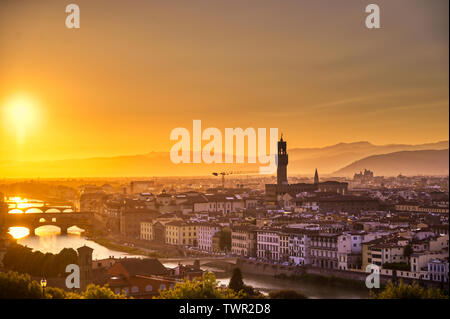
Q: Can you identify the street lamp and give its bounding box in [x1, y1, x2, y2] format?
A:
[40, 278, 47, 298]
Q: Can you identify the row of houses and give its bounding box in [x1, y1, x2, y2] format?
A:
[229, 225, 449, 283]
[141, 218, 225, 252]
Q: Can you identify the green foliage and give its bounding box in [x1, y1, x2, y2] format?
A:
[45, 286, 68, 299]
[371, 281, 448, 299]
[155, 272, 244, 299]
[241, 285, 265, 299]
[2, 243, 78, 277]
[219, 229, 231, 251]
[229, 268, 244, 292]
[82, 284, 128, 299]
[0, 271, 127, 299]
[269, 289, 308, 299]
[0, 271, 42, 299]
[403, 244, 413, 259]
[382, 262, 410, 271]
[228, 267, 264, 298]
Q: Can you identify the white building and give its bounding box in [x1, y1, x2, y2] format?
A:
[197, 223, 221, 252]
[338, 232, 364, 270]
[141, 221, 153, 240]
[428, 258, 449, 282]
[257, 229, 280, 261]
[282, 228, 314, 265]
[231, 226, 257, 257]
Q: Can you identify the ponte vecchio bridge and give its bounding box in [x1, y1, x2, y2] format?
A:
[1, 200, 92, 235]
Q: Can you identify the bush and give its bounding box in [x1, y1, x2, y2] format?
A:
[0, 271, 42, 299]
[269, 289, 307, 299]
[0, 271, 126, 299]
[228, 268, 244, 292]
[371, 281, 448, 299]
[2, 243, 77, 277]
[382, 262, 410, 271]
[155, 272, 244, 299]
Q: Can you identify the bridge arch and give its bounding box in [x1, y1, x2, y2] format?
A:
[8, 209, 23, 214]
[44, 208, 61, 213]
[5, 211, 92, 235]
[25, 208, 43, 214]
[34, 224, 63, 235]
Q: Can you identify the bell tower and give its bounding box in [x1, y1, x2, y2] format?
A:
[277, 135, 288, 185]
[77, 245, 93, 291]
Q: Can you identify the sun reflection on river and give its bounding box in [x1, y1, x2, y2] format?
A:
[8, 225, 85, 239]
[8, 227, 30, 239]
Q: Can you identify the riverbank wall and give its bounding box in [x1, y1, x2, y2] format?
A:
[236, 258, 447, 290]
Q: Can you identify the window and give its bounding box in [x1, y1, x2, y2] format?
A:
[145, 285, 152, 292]
[160, 284, 166, 290]
[131, 286, 139, 293]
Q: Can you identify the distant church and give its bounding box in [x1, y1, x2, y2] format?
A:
[265, 136, 348, 203]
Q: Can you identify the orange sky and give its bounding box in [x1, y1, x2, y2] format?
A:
[0, 0, 448, 163]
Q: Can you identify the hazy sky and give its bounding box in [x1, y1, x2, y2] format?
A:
[0, 0, 448, 162]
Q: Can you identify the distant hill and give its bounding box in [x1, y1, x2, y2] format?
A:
[333, 149, 449, 177]
[288, 141, 449, 174]
[0, 141, 448, 178]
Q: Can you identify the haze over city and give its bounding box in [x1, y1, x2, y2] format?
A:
[1, 0, 448, 174]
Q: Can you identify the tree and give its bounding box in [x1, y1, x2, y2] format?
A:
[46, 286, 70, 299]
[228, 268, 244, 292]
[0, 271, 126, 299]
[81, 284, 127, 299]
[229, 268, 244, 291]
[3, 243, 79, 277]
[269, 290, 308, 299]
[382, 262, 410, 271]
[0, 271, 42, 299]
[228, 267, 264, 298]
[155, 272, 243, 299]
[219, 229, 231, 252]
[54, 248, 78, 275]
[404, 244, 413, 260]
[371, 281, 448, 299]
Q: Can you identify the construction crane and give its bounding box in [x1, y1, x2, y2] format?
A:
[212, 172, 230, 190]
[212, 170, 260, 190]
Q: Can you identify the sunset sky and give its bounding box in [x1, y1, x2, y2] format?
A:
[0, 0, 448, 164]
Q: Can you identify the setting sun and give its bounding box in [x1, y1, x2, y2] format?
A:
[3, 93, 39, 144]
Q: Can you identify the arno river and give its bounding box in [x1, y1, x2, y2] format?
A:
[9, 225, 369, 299]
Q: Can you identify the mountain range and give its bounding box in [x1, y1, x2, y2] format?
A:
[0, 141, 448, 178]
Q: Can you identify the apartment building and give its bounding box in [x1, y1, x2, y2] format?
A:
[428, 258, 449, 282]
[282, 228, 316, 265]
[310, 233, 339, 269]
[257, 229, 280, 261]
[140, 217, 182, 242]
[231, 225, 257, 257]
[165, 221, 198, 246]
[197, 223, 221, 252]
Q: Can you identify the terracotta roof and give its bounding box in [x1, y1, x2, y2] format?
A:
[116, 258, 168, 276]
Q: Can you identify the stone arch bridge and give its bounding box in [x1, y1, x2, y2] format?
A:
[1, 211, 93, 235]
